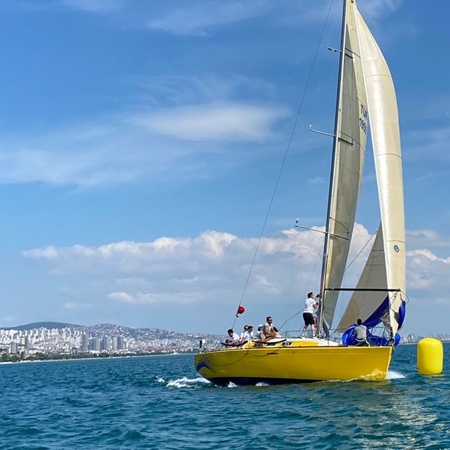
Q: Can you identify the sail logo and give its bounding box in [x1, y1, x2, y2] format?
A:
[359, 104, 368, 134]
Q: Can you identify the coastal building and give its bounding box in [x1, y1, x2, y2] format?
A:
[101, 337, 111, 351]
[89, 338, 101, 352]
[81, 334, 89, 352]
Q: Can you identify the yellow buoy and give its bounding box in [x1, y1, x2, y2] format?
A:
[417, 337, 443, 375]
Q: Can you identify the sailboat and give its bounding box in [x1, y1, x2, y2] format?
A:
[194, 0, 406, 386]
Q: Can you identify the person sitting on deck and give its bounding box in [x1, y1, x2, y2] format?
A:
[239, 325, 248, 343]
[354, 319, 369, 346]
[253, 325, 267, 343]
[240, 325, 253, 343]
[224, 328, 240, 346]
[263, 316, 278, 339]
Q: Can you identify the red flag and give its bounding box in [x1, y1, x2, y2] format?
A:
[236, 306, 245, 317]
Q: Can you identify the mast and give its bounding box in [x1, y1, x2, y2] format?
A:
[317, 0, 348, 336]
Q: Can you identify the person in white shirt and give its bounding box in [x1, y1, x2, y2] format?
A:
[240, 325, 248, 342]
[224, 328, 240, 346]
[354, 318, 368, 346]
[301, 292, 318, 338]
[240, 325, 254, 343]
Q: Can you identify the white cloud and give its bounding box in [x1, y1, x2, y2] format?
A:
[131, 74, 279, 107]
[407, 248, 450, 290]
[0, 73, 288, 188]
[108, 292, 136, 303]
[21, 224, 385, 310]
[131, 103, 288, 142]
[24, 226, 450, 294]
[308, 176, 325, 185]
[22, 228, 322, 307]
[0, 102, 286, 188]
[407, 229, 450, 251]
[148, 0, 269, 36]
[0, 121, 148, 188]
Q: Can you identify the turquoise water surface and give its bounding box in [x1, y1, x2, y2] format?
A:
[1, 344, 448, 449]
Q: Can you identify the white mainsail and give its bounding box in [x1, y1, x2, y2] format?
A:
[320, 0, 368, 329]
[338, 3, 406, 335]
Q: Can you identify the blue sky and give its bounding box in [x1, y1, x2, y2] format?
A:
[0, 0, 448, 337]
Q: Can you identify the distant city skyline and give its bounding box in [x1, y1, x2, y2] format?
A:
[0, 1, 449, 337]
[0, 322, 212, 356]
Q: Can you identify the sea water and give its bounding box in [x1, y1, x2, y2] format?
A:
[1, 344, 448, 449]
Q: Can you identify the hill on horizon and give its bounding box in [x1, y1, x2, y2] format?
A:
[0, 322, 220, 339]
[1, 321, 85, 331]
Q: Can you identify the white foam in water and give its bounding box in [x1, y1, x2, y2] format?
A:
[387, 370, 405, 379]
[155, 376, 165, 383]
[255, 382, 270, 387]
[227, 382, 238, 388]
[166, 377, 212, 388]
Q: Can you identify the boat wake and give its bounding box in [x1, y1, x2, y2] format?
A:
[161, 376, 213, 389]
[387, 371, 405, 380]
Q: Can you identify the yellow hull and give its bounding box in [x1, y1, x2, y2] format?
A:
[194, 342, 392, 386]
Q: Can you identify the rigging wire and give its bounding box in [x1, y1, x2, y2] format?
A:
[310, 0, 341, 125]
[280, 245, 323, 334]
[344, 231, 376, 272]
[232, 0, 337, 330]
[277, 310, 303, 334]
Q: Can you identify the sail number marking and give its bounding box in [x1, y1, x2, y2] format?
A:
[359, 104, 368, 134]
